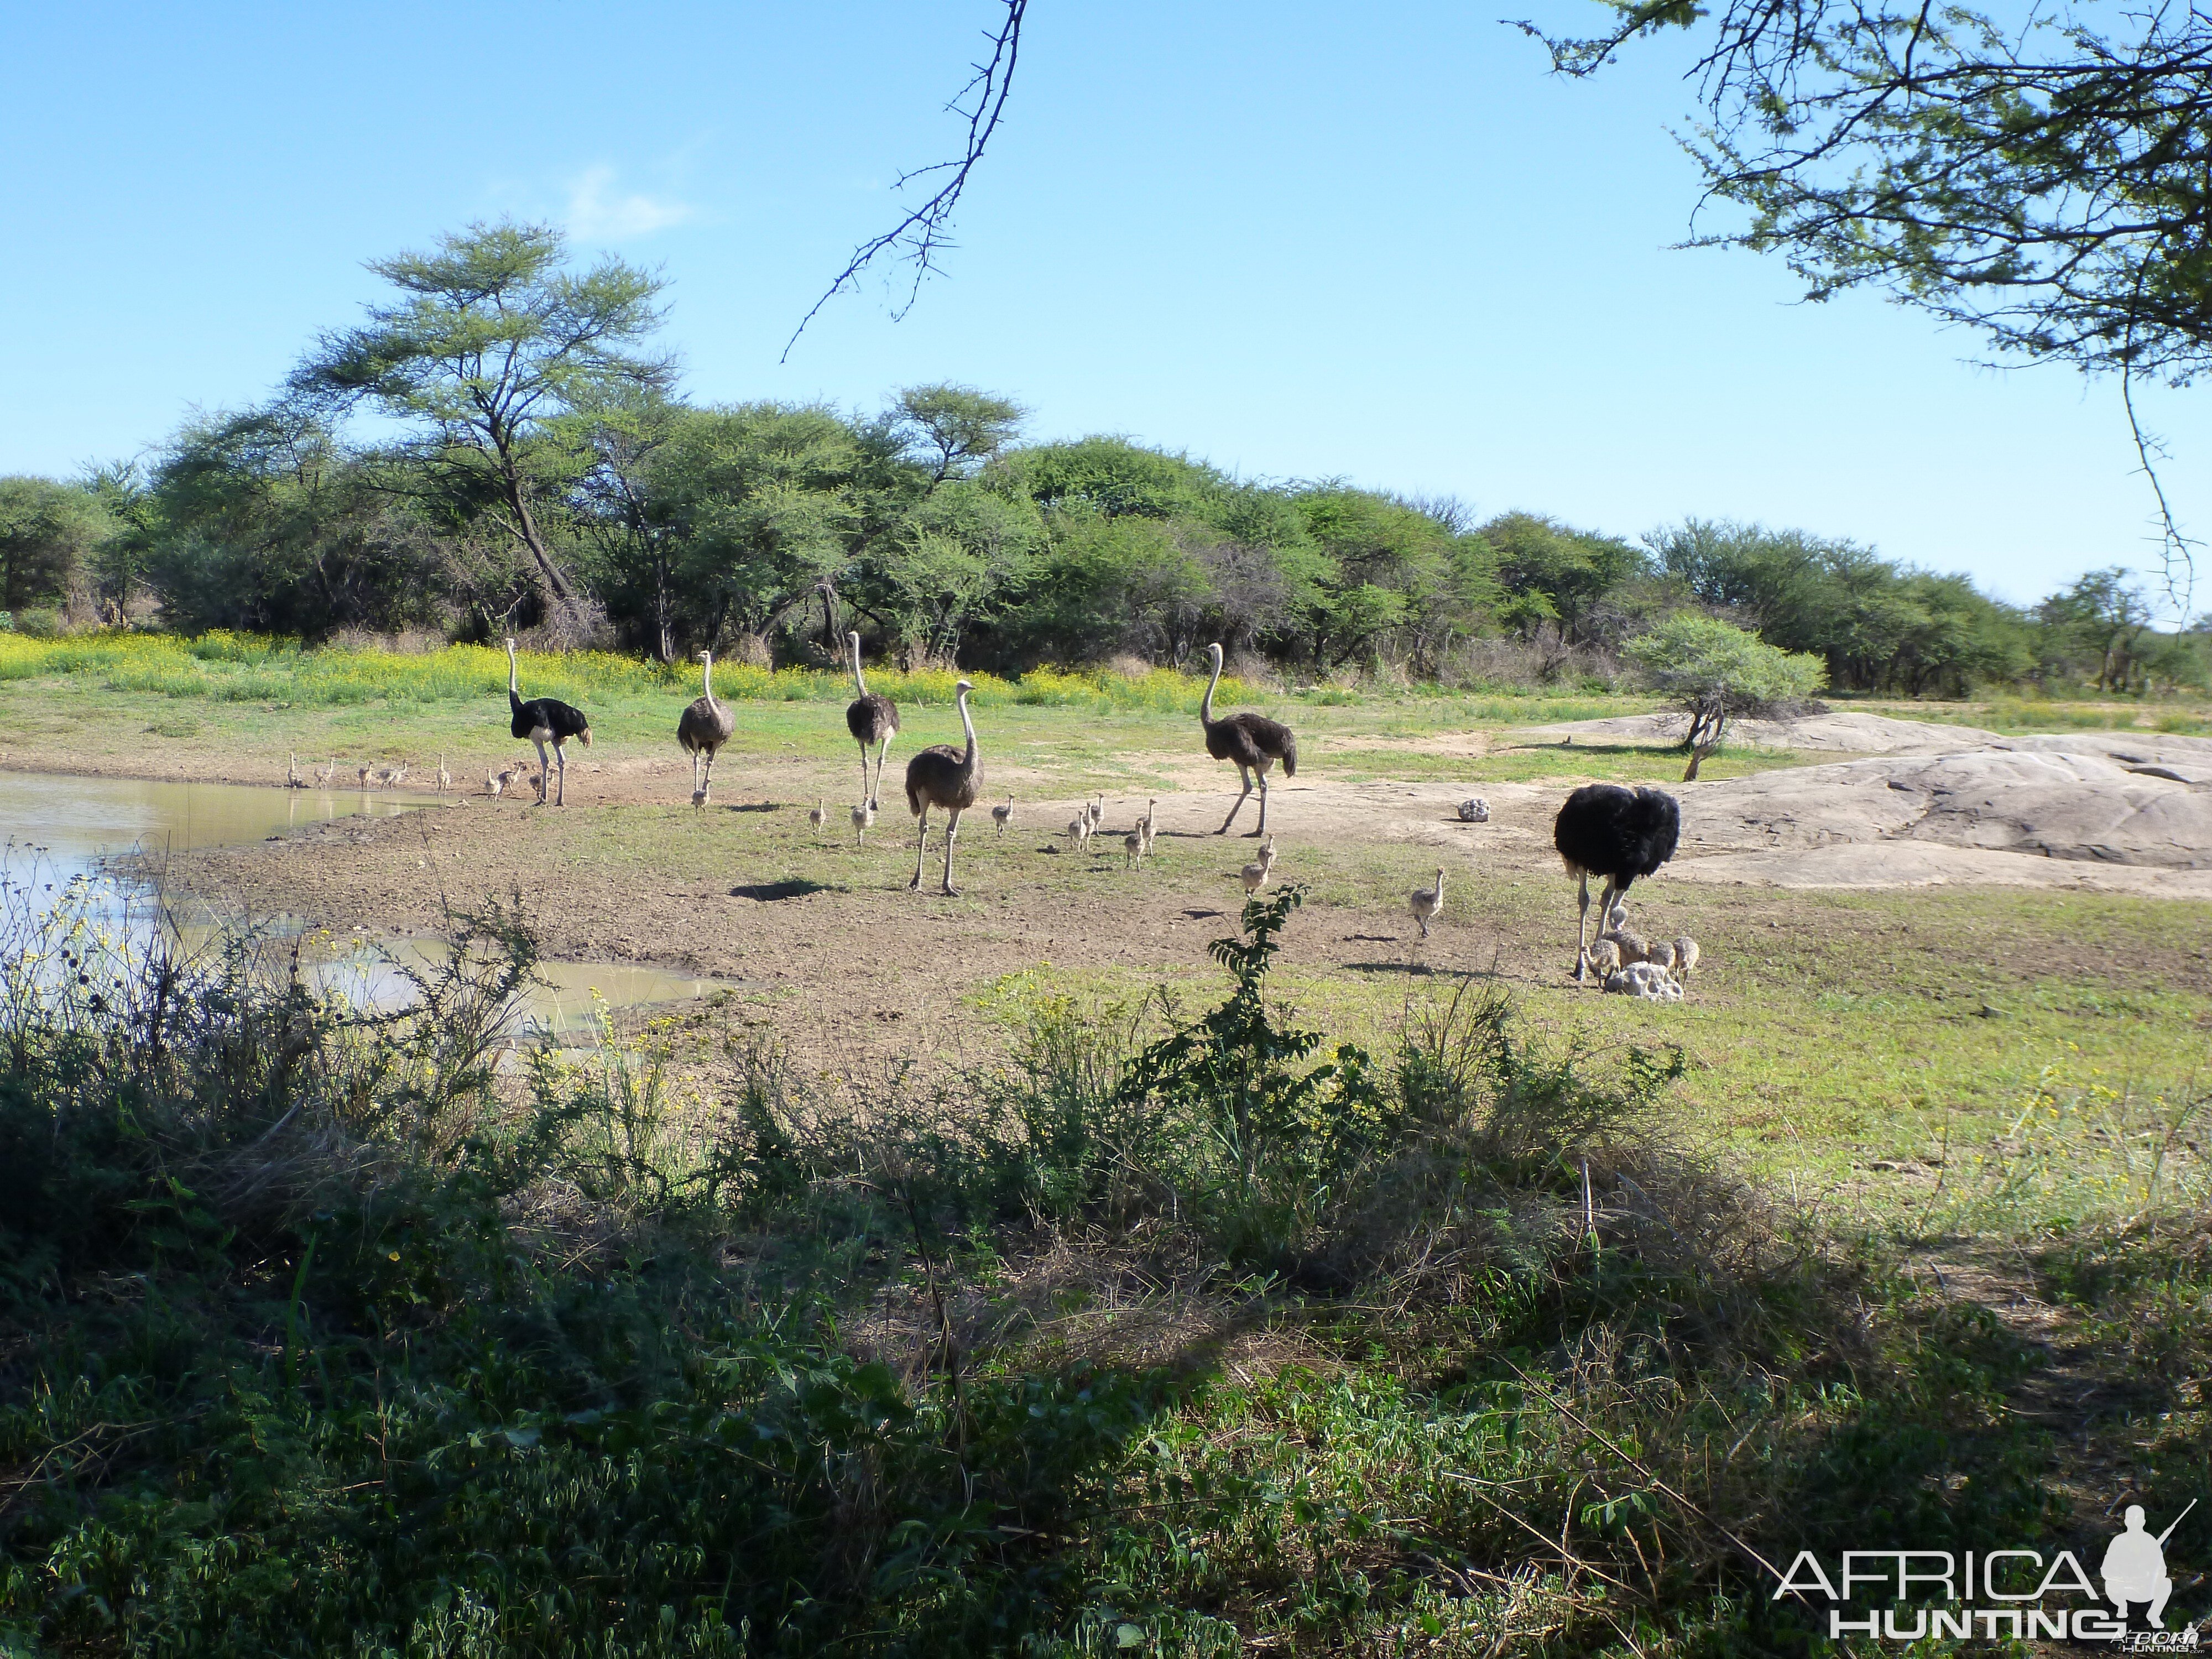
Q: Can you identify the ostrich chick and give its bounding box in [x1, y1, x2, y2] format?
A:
[1605, 924, 1657, 966]
[315, 757, 336, 787]
[852, 801, 876, 846]
[436, 753, 451, 795]
[808, 799, 828, 839]
[1124, 830, 1143, 870]
[992, 797, 1014, 836]
[1585, 937, 1623, 979]
[285, 753, 305, 789]
[1410, 867, 1446, 940]
[1067, 816, 1092, 852]
[357, 764, 372, 789]
[1669, 937, 1701, 979]
[1239, 836, 1279, 895]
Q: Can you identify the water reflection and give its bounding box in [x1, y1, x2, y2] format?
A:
[0, 771, 732, 1030]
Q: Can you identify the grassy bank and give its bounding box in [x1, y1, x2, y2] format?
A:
[3, 883, 2207, 1656]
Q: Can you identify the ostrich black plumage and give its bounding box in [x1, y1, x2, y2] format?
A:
[1198, 641, 1298, 836]
[1553, 783, 1681, 981]
[505, 637, 592, 806]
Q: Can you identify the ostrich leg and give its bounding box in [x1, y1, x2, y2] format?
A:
[554, 740, 568, 806]
[941, 809, 963, 895]
[1248, 765, 1272, 838]
[1216, 765, 1255, 834]
[1572, 872, 1592, 980]
[533, 738, 551, 806]
[873, 738, 893, 812]
[910, 807, 931, 890]
[858, 742, 873, 810]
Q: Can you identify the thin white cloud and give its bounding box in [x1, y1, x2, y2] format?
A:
[564, 165, 694, 240]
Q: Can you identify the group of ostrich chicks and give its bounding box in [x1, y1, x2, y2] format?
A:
[294, 636, 1705, 996]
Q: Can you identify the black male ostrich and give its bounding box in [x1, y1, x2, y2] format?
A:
[904, 678, 982, 895]
[1199, 641, 1297, 837]
[1553, 783, 1681, 981]
[677, 649, 735, 807]
[845, 630, 900, 812]
[504, 637, 592, 806]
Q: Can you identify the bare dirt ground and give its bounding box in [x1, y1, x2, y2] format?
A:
[76, 712, 2212, 1000]
[12, 697, 2206, 1085]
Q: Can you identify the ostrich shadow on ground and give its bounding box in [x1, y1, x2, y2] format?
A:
[1344, 958, 1437, 977]
[729, 879, 834, 902]
[717, 801, 780, 813]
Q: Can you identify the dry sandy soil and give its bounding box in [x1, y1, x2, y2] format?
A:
[132, 708, 2210, 1062]
[10, 702, 2184, 1082]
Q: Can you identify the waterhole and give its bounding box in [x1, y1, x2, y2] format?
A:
[0, 771, 732, 1030]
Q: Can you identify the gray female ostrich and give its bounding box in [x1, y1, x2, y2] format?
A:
[1553, 783, 1681, 982]
[1198, 641, 1297, 836]
[845, 630, 900, 811]
[904, 678, 982, 895]
[505, 637, 592, 806]
[677, 650, 735, 807]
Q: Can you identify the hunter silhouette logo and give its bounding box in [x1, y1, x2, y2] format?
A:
[1770, 1498, 2201, 1644]
[2104, 1502, 2191, 1630]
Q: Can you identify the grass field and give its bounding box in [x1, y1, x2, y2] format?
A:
[5, 637, 2212, 1654]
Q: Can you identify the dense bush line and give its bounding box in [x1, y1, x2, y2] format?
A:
[0, 222, 2199, 700]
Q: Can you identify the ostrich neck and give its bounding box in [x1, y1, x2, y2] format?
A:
[1202, 653, 1222, 724]
[505, 645, 519, 696]
[956, 692, 979, 771]
[702, 655, 717, 708]
[850, 637, 868, 698]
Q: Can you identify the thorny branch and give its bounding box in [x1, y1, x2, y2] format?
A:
[783, 0, 1028, 361]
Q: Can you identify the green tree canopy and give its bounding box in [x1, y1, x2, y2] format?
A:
[0, 477, 111, 619]
[1000, 437, 1229, 520]
[1624, 613, 1827, 764]
[291, 220, 671, 614]
[1484, 512, 1646, 644]
[887, 384, 1027, 486]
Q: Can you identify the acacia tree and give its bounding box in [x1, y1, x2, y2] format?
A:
[2039, 566, 2156, 690]
[292, 221, 671, 616]
[888, 383, 1027, 486]
[1625, 613, 1827, 776]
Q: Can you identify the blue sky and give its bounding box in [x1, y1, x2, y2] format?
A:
[3, 1, 2204, 611]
